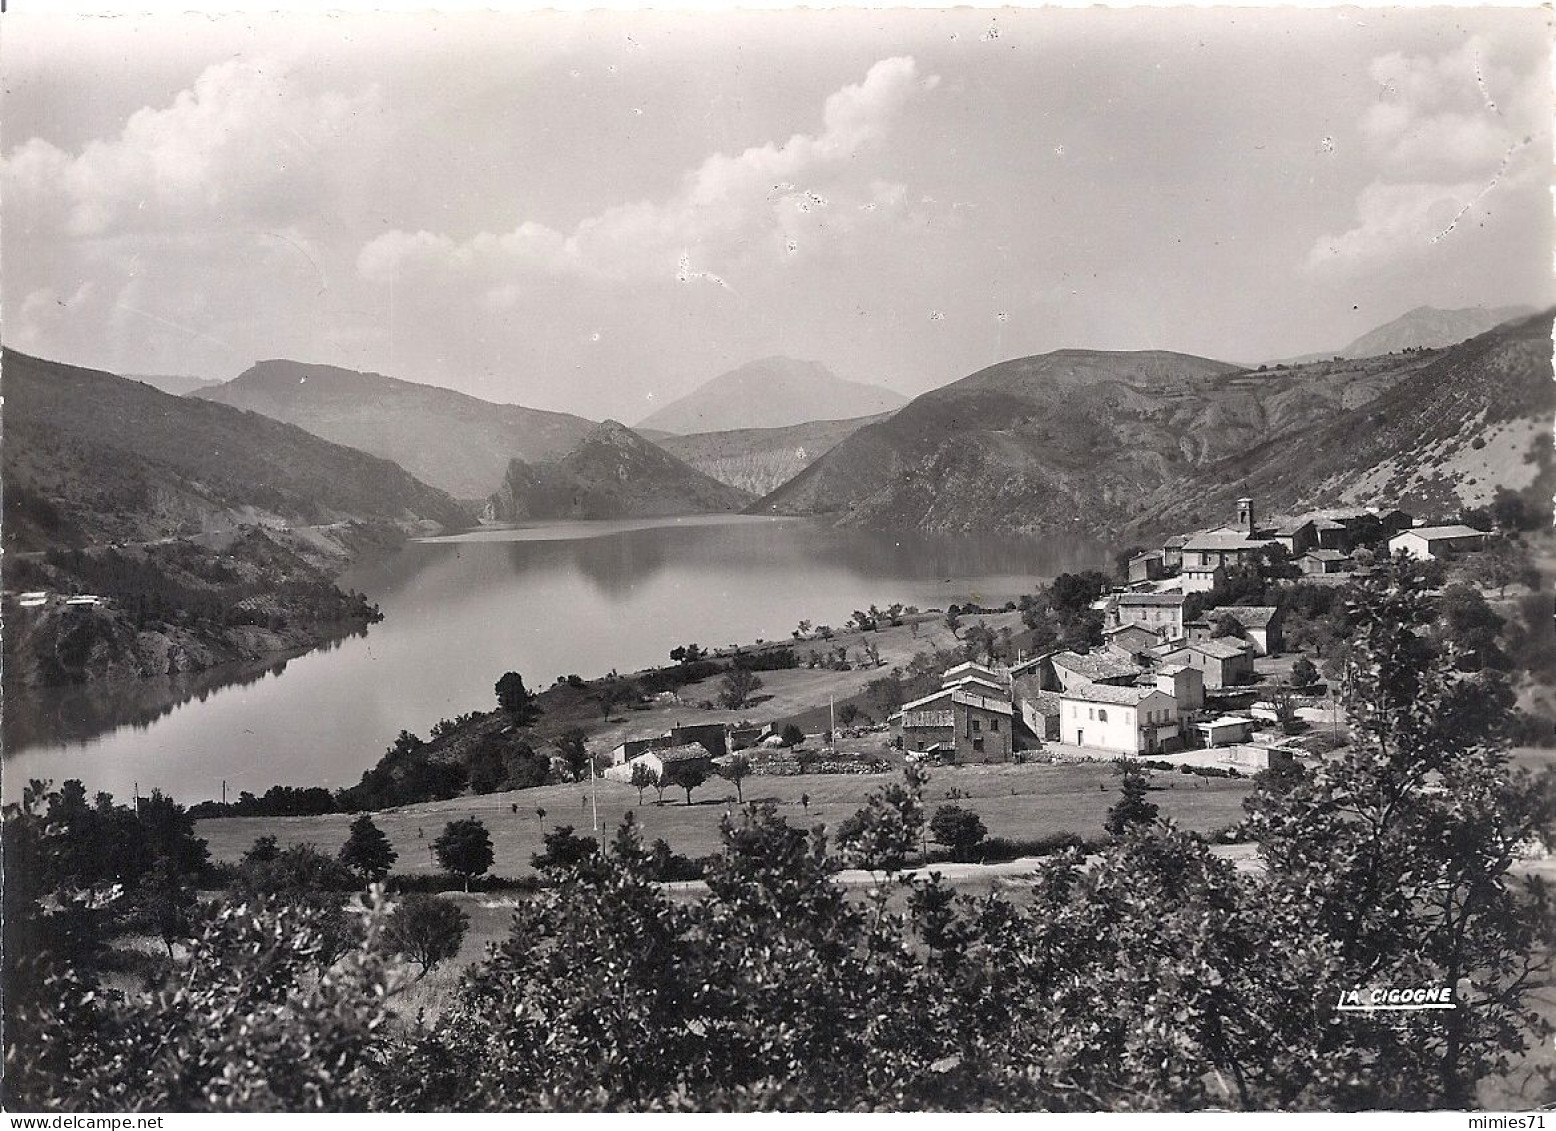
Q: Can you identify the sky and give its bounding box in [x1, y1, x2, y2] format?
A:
[3, 6, 1552, 423]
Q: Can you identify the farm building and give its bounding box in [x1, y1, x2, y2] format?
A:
[602, 742, 714, 784]
[893, 686, 1014, 763]
[1156, 638, 1255, 689]
[1388, 524, 1491, 561]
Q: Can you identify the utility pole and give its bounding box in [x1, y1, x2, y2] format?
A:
[590, 754, 599, 834]
[221, 779, 227, 806]
[829, 694, 836, 753]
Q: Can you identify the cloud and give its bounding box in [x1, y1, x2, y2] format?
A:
[3, 58, 382, 238]
[1305, 180, 1479, 271]
[357, 56, 937, 293]
[1306, 35, 1547, 275]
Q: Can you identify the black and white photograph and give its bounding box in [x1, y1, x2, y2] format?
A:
[1, 0, 1554, 1115]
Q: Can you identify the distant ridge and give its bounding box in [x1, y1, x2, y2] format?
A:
[1275, 304, 1535, 365]
[3, 349, 471, 551]
[636, 356, 907, 434]
[753, 346, 1449, 537]
[199, 360, 596, 499]
[486, 420, 754, 521]
[126, 373, 223, 397]
[654, 413, 893, 497]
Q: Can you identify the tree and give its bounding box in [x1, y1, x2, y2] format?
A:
[943, 607, 962, 637]
[1212, 613, 1248, 640]
[140, 854, 197, 958]
[597, 674, 638, 720]
[433, 819, 494, 891]
[1243, 561, 1556, 1107]
[532, 825, 599, 871]
[630, 761, 657, 806]
[1050, 570, 1109, 615]
[495, 671, 541, 725]
[1290, 656, 1320, 688]
[1104, 769, 1159, 837]
[780, 723, 806, 748]
[838, 703, 862, 726]
[1479, 536, 1539, 598]
[833, 764, 928, 871]
[718, 667, 763, 709]
[929, 805, 987, 862]
[664, 759, 709, 805]
[719, 754, 752, 804]
[383, 894, 467, 978]
[1438, 583, 1508, 672]
[556, 728, 591, 781]
[338, 814, 397, 883]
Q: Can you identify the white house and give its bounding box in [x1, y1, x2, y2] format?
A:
[603, 742, 713, 784]
[1110, 591, 1187, 639]
[1196, 716, 1256, 748]
[1059, 681, 1180, 756]
[1388, 524, 1491, 560]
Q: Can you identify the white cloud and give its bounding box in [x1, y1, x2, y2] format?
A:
[3, 58, 382, 238]
[357, 56, 937, 288]
[1307, 35, 1548, 275]
[1306, 180, 1479, 272]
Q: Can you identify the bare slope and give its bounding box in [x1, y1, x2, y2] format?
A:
[486, 420, 754, 521]
[198, 359, 596, 499]
[1132, 309, 1556, 535]
[3, 349, 471, 551]
[653, 413, 894, 496]
[636, 356, 907, 434]
[754, 348, 1435, 537]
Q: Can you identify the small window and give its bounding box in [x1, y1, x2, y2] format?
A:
[972, 718, 981, 732]
[1088, 708, 1095, 721]
[1098, 709, 1108, 723]
[990, 718, 999, 732]
[973, 737, 985, 753]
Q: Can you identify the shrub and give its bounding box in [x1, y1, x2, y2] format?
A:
[383, 894, 469, 978]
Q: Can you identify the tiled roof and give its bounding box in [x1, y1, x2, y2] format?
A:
[1190, 638, 1254, 660]
[1052, 650, 1142, 682]
[1061, 680, 1167, 706]
[1183, 530, 1272, 551]
[1216, 605, 1279, 627]
[1301, 549, 1349, 561]
[653, 742, 712, 765]
[1115, 591, 1186, 607]
[1397, 524, 1488, 540]
[899, 687, 1013, 715]
[1155, 663, 1191, 676]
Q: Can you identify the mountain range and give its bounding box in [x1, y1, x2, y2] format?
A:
[652, 413, 893, 498]
[1276, 304, 1535, 365]
[3, 349, 470, 552]
[635, 356, 907, 434]
[485, 420, 754, 522]
[1131, 309, 1554, 535]
[753, 345, 1458, 537]
[196, 359, 596, 499]
[126, 373, 224, 397]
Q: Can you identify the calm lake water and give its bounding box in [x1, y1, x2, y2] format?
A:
[5, 515, 1107, 804]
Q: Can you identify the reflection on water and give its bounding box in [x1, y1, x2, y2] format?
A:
[3, 627, 367, 752]
[7, 516, 1106, 804]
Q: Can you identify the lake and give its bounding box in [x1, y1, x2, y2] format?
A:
[5, 515, 1107, 804]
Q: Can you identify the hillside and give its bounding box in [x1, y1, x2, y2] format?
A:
[653, 413, 893, 496]
[198, 359, 596, 499]
[753, 348, 1437, 538]
[3, 349, 470, 551]
[636, 356, 907, 434]
[485, 421, 753, 521]
[126, 373, 223, 397]
[1131, 309, 1556, 535]
[1279, 304, 1535, 365]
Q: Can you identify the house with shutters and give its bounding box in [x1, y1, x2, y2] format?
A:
[1108, 591, 1187, 640]
[893, 685, 1014, 763]
[1059, 681, 1181, 756]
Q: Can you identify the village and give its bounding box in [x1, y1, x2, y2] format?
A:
[590, 495, 1499, 794]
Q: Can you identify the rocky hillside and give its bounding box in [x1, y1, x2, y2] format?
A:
[198, 359, 596, 499]
[753, 348, 1438, 538]
[1131, 310, 1555, 535]
[486, 421, 754, 521]
[653, 413, 893, 497]
[636, 356, 907, 434]
[3, 349, 471, 552]
[1280, 304, 1535, 365]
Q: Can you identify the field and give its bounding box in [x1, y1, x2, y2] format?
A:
[196, 759, 1254, 877]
